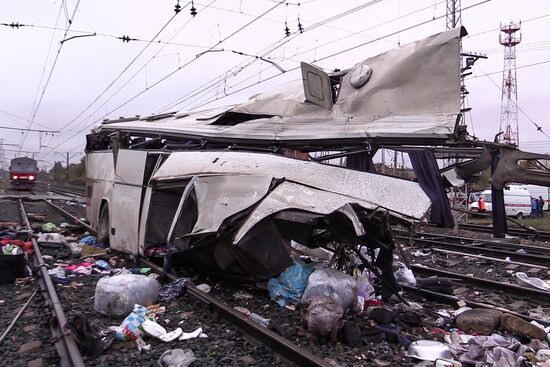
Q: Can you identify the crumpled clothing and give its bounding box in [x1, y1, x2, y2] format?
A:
[48, 266, 66, 278]
[0, 230, 17, 240]
[51, 275, 71, 285]
[159, 278, 191, 302]
[73, 265, 93, 276]
[142, 319, 207, 342]
[145, 246, 167, 257]
[449, 333, 522, 367]
[158, 349, 196, 367]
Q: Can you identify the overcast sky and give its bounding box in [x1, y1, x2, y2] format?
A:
[1, 0, 549, 169]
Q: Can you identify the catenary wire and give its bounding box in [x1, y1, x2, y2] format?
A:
[48, 0, 288, 153]
[474, 64, 550, 141]
[19, 0, 81, 150]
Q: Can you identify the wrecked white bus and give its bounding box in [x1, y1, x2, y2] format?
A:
[85, 27, 467, 290]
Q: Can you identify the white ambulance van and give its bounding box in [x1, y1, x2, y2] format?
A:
[469, 187, 532, 219]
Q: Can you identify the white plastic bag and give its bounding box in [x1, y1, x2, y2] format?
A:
[353, 270, 375, 313]
[94, 274, 160, 316]
[301, 267, 356, 311]
[393, 261, 416, 287]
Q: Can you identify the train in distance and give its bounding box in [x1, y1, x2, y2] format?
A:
[9, 157, 38, 190]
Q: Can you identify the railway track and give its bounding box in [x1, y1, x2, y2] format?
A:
[4, 192, 550, 365]
[33, 182, 86, 197]
[8, 193, 333, 366]
[17, 199, 85, 366]
[458, 222, 550, 241]
[395, 229, 550, 266]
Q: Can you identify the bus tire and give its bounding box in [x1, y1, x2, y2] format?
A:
[98, 204, 110, 245]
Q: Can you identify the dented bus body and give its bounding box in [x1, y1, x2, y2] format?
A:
[85, 27, 467, 279]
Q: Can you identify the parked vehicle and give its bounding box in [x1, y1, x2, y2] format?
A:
[510, 184, 549, 211]
[469, 187, 532, 219]
[9, 157, 38, 190]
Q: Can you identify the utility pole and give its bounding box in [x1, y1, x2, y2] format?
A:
[66, 152, 70, 183]
[0, 139, 4, 171]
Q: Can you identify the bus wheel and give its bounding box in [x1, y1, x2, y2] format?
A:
[98, 204, 110, 245]
[516, 212, 524, 220]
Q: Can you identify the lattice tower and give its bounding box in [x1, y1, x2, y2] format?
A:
[499, 21, 522, 146]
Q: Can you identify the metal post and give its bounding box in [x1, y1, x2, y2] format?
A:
[491, 149, 507, 238]
[66, 152, 69, 183]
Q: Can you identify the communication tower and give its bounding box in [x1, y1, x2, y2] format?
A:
[499, 21, 522, 146]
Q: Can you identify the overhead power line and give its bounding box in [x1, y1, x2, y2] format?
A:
[475, 65, 550, 141]
[157, 0, 395, 113]
[26, 3, 64, 136]
[185, 0, 490, 112]
[20, 0, 81, 149]
[48, 0, 287, 153]
[58, 4, 184, 134]
[0, 126, 59, 133]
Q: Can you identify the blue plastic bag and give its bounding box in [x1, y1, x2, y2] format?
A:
[268, 261, 313, 307]
[79, 235, 97, 245]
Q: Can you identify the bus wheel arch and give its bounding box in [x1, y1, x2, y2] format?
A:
[98, 200, 110, 245]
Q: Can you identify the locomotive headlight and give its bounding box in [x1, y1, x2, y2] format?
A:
[28, 175, 35, 180]
[12, 175, 18, 179]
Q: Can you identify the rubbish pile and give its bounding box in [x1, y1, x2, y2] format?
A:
[258, 249, 550, 366]
[0, 222, 33, 285]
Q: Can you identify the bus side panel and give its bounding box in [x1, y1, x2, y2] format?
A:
[86, 152, 115, 230]
[110, 149, 147, 254]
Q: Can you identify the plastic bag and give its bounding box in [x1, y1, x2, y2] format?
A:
[94, 274, 160, 316]
[301, 267, 356, 311]
[158, 349, 196, 367]
[353, 270, 375, 313]
[41, 222, 56, 233]
[393, 262, 416, 287]
[268, 261, 313, 307]
[114, 304, 151, 341]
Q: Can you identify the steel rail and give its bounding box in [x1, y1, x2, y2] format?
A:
[458, 223, 550, 241]
[406, 230, 550, 253]
[18, 199, 84, 367]
[139, 258, 332, 367]
[401, 285, 550, 326]
[34, 182, 85, 197]
[431, 248, 548, 270]
[396, 234, 550, 266]
[0, 288, 38, 344]
[40, 198, 94, 233]
[411, 264, 550, 303]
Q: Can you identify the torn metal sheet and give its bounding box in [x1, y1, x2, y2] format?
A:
[234, 27, 462, 117]
[97, 27, 463, 143]
[191, 175, 273, 235]
[233, 181, 371, 244]
[151, 151, 431, 221]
